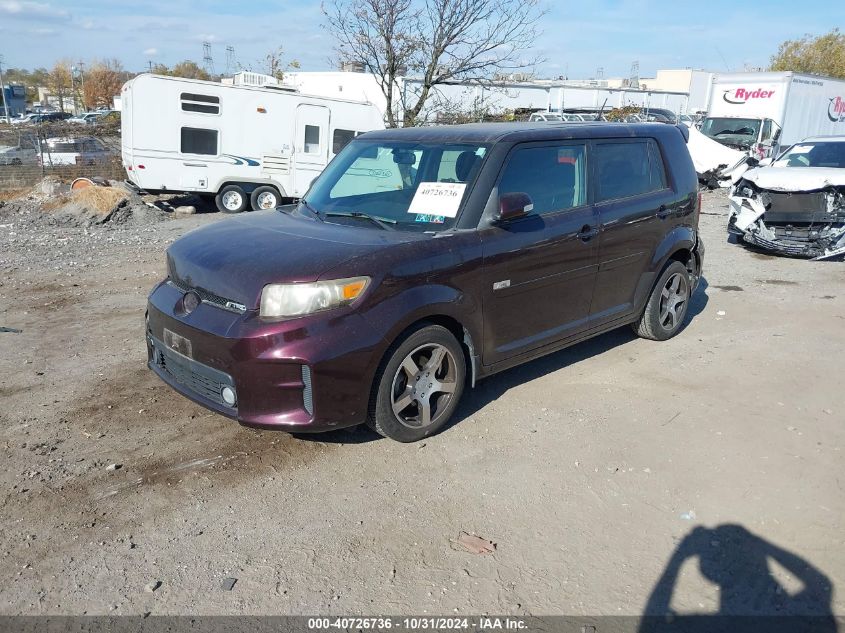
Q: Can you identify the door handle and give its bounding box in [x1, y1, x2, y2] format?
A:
[657, 205, 671, 219]
[578, 225, 599, 241]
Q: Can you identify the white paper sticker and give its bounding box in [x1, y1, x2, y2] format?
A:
[408, 182, 466, 218]
[790, 144, 813, 154]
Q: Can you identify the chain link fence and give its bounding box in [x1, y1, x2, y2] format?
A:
[0, 118, 125, 191]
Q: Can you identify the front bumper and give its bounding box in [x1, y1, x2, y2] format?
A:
[146, 280, 385, 432]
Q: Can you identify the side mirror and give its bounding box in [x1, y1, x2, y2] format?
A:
[497, 192, 534, 222]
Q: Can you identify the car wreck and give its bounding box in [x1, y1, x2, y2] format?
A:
[687, 126, 751, 189]
[728, 137, 845, 260]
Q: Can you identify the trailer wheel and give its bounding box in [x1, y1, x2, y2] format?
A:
[215, 185, 248, 213]
[250, 186, 281, 211]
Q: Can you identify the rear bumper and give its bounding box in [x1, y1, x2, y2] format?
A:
[145, 280, 385, 432]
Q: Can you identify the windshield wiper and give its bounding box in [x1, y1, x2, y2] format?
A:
[323, 211, 397, 231]
[298, 199, 324, 222]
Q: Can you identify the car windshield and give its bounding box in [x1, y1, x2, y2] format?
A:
[700, 117, 761, 144]
[300, 140, 488, 231]
[772, 141, 845, 169]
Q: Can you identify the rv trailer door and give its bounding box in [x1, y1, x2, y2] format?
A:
[293, 104, 330, 197]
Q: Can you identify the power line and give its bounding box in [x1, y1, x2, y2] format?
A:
[225, 46, 236, 76]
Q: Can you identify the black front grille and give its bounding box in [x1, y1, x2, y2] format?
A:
[151, 338, 236, 409]
[168, 277, 246, 313]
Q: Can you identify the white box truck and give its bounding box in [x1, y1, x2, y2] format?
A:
[699, 71, 845, 159]
[120, 73, 384, 213]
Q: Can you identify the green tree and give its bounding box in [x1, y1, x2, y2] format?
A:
[769, 28, 845, 79]
[151, 61, 211, 81]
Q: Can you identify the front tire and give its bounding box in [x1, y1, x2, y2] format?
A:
[215, 185, 248, 213]
[250, 186, 281, 211]
[367, 325, 466, 442]
[633, 260, 691, 341]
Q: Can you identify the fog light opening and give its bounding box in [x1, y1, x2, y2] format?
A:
[221, 386, 237, 407]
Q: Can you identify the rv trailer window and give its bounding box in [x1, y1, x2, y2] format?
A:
[332, 129, 356, 154]
[180, 93, 220, 115]
[181, 127, 218, 155]
[304, 125, 320, 154]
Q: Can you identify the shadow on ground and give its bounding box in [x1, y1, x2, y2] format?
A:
[639, 523, 838, 633]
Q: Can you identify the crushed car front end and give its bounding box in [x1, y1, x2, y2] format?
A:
[728, 179, 845, 260]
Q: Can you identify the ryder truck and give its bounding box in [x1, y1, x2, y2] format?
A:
[699, 71, 845, 158]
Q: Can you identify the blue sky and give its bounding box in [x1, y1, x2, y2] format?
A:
[0, 0, 842, 79]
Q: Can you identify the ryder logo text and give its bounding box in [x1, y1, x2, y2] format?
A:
[723, 88, 775, 104]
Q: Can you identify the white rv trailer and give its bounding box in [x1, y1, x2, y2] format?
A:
[120, 73, 384, 213]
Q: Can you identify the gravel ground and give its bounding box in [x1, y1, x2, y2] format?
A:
[0, 188, 843, 617]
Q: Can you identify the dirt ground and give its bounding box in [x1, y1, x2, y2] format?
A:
[0, 189, 843, 617]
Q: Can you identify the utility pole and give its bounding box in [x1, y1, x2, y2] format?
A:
[77, 61, 85, 110]
[70, 64, 77, 115]
[0, 54, 9, 123]
[148, 60, 153, 73]
[225, 45, 235, 76]
[202, 41, 215, 77]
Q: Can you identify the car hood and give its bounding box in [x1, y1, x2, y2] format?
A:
[166, 209, 414, 309]
[743, 166, 845, 192]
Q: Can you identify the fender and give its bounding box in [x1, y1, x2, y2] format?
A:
[359, 282, 484, 385]
[631, 225, 698, 314]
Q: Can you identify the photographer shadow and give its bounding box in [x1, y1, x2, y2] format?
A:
[640, 524, 838, 633]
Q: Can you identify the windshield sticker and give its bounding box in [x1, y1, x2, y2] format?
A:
[414, 214, 446, 224]
[789, 144, 813, 154]
[408, 182, 466, 218]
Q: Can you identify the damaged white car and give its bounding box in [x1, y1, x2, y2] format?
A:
[728, 137, 845, 260]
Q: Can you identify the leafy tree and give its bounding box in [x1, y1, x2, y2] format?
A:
[151, 61, 211, 81]
[83, 59, 126, 110]
[769, 28, 845, 79]
[47, 61, 73, 112]
[264, 46, 300, 81]
[323, 0, 544, 127]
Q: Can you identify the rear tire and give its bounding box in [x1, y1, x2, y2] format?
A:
[250, 186, 281, 211]
[367, 325, 466, 443]
[633, 260, 691, 341]
[215, 185, 248, 213]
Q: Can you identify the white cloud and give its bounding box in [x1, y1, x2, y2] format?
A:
[0, 0, 69, 20]
[195, 33, 219, 43]
[143, 47, 159, 57]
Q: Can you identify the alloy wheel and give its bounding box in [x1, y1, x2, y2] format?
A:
[390, 343, 458, 429]
[659, 272, 689, 331]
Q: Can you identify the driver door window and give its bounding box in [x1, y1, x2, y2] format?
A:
[497, 144, 587, 215]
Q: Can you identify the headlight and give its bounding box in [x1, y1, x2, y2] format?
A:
[259, 276, 370, 318]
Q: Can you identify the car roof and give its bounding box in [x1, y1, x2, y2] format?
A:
[359, 121, 680, 144]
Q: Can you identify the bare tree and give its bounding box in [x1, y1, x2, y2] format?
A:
[323, 0, 543, 127]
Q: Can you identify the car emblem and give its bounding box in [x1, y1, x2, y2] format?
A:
[182, 291, 201, 315]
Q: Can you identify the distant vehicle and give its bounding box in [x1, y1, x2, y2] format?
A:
[0, 133, 38, 166]
[528, 112, 563, 122]
[68, 112, 107, 125]
[146, 121, 703, 442]
[121, 73, 385, 213]
[642, 107, 678, 124]
[39, 136, 114, 166]
[728, 135, 845, 259]
[700, 71, 845, 158]
[11, 112, 73, 126]
[679, 114, 696, 127]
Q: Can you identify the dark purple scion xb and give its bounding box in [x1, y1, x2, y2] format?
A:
[146, 122, 704, 442]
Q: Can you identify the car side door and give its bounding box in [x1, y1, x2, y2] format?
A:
[588, 138, 676, 326]
[479, 141, 599, 367]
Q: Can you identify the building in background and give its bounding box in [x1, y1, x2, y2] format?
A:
[285, 68, 697, 123]
[1, 84, 27, 118]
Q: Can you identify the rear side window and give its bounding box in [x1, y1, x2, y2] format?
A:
[181, 93, 220, 115]
[332, 129, 356, 154]
[595, 140, 666, 202]
[498, 144, 588, 215]
[181, 127, 218, 155]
